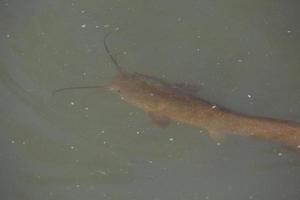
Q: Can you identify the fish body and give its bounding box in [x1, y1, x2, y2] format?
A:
[109, 71, 300, 151]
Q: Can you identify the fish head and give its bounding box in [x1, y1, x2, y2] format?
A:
[108, 72, 162, 111]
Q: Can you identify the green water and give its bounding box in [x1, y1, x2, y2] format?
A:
[1, 0, 300, 199]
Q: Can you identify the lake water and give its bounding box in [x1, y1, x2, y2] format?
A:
[1, 0, 300, 199]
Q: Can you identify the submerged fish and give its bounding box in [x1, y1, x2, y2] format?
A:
[56, 33, 300, 152]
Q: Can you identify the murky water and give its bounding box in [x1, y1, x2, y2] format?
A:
[1, 0, 300, 199]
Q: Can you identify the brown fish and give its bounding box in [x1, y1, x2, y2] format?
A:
[56, 33, 300, 152]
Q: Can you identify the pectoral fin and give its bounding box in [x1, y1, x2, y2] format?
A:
[147, 112, 171, 128]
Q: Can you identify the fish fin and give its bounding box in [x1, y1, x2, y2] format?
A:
[172, 82, 201, 94]
[147, 112, 171, 128]
[209, 130, 225, 142]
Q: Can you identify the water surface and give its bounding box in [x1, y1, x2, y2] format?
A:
[1, 0, 300, 199]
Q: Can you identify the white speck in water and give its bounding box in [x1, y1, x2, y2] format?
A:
[84, 107, 89, 110]
[237, 59, 243, 63]
[196, 48, 201, 52]
[70, 101, 75, 106]
[216, 142, 221, 146]
[11, 140, 15, 144]
[95, 25, 100, 28]
[103, 141, 107, 145]
[169, 138, 174, 142]
[121, 96, 125, 100]
[149, 93, 154, 96]
[81, 10, 85, 14]
[136, 131, 140, 135]
[103, 24, 110, 28]
[287, 30, 291, 33]
[277, 152, 283, 156]
[82, 72, 86, 76]
[177, 17, 182, 22]
[211, 105, 217, 109]
[76, 184, 80, 188]
[115, 27, 120, 31]
[148, 160, 153, 164]
[81, 24, 86, 28]
[123, 51, 127, 55]
[22, 141, 26, 145]
[297, 145, 300, 149]
[6, 34, 10, 38]
[247, 94, 252, 98]
[197, 35, 201, 39]
[96, 170, 107, 175]
[129, 112, 134, 116]
[70, 145, 75, 150]
[199, 130, 203, 133]
[100, 130, 105, 134]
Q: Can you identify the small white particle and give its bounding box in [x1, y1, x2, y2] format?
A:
[100, 130, 105, 134]
[103, 24, 110, 28]
[81, 24, 86, 28]
[211, 105, 217, 109]
[22, 141, 26, 145]
[287, 30, 291, 33]
[169, 138, 174, 142]
[81, 10, 85, 14]
[114, 27, 120, 31]
[149, 93, 154, 96]
[237, 59, 243, 63]
[148, 160, 153, 164]
[123, 51, 127, 55]
[95, 25, 100, 28]
[196, 48, 201, 52]
[70, 101, 75, 105]
[103, 141, 107, 145]
[84, 107, 89, 110]
[136, 131, 140, 135]
[247, 94, 252, 98]
[199, 130, 203, 133]
[177, 17, 182, 22]
[6, 34, 10, 38]
[297, 145, 300, 148]
[11, 140, 15, 144]
[277, 152, 283, 156]
[216, 142, 221, 146]
[70, 145, 75, 150]
[76, 184, 80, 188]
[121, 96, 125, 100]
[96, 170, 107, 175]
[82, 72, 86, 76]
